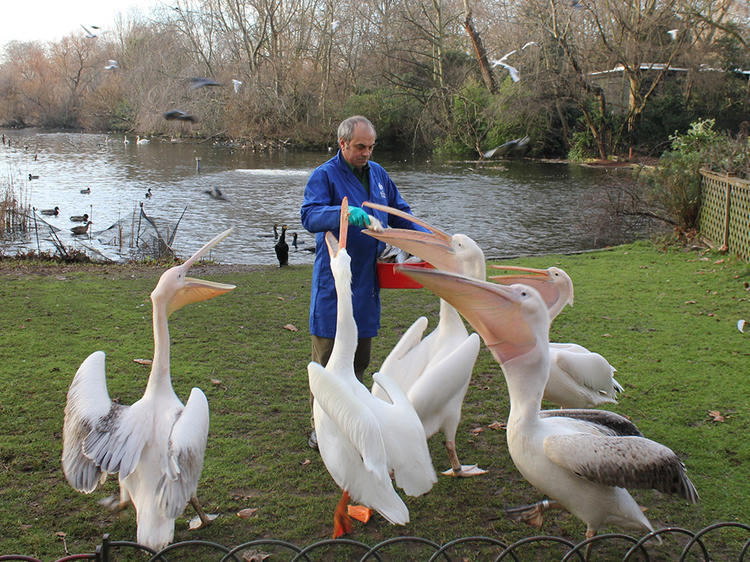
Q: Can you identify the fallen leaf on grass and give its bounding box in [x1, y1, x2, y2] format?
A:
[602, 333, 612, 338]
[469, 427, 485, 435]
[488, 421, 506, 431]
[685, 300, 697, 304]
[300, 458, 311, 466]
[133, 358, 152, 365]
[283, 323, 298, 332]
[243, 549, 271, 562]
[237, 507, 259, 519]
[708, 410, 726, 422]
[738, 319, 746, 333]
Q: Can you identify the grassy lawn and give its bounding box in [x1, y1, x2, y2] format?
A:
[0, 241, 748, 559]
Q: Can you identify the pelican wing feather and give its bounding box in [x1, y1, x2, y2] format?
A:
[374, 316, 430, 397]
[544, 434, 699, 502]
[407, 333, 480, 428]
[552, 348, 620, 398]
[62, 351, 146, 490]
[308, 361, 389, 484]
[157, 387, 209, 518]
[539, 409, 642, 436]
[370, 372, 437, 497]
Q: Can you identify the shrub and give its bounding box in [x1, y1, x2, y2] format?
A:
[647, 118, 750, 230]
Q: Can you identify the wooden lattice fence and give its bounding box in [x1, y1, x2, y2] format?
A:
[699, 169, 750, 261]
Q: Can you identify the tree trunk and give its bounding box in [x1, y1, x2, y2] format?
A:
[462, 0, 496, 94]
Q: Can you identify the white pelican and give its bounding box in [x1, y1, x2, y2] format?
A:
[136, 136, 150, 145]
[308, 198, 436, 538]
[61, 229, 235, 550]
[398, 265, 699, 540]
[362, 201, 486, 477]
[490, 265, 622, 408]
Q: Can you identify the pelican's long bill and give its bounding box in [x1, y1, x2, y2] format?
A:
[167, 228, 236, 314]
[489, 265, 562, 311]
[325, 197, 350, 257]
[361, 202, 459, 273]
[489, 265, 573, 312]
[396, 265, 537, 364]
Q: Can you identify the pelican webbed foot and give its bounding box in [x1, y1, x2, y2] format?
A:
[505, 499, 564, 528]
[188, 496, 219, 530]
[442, 441, 488, 477]
[441, 464, 488, 477]
[347, 504, 373, 523]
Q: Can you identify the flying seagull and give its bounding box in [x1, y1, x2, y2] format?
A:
[163, 109, 196, 122]
[667, 29, 679, 40]
[490, 50, 520, 82]
[189, 77, 221, 90]
[80, 25, 97, 38]
[231, 79, 243, 94]
[104, 60, 119, 70]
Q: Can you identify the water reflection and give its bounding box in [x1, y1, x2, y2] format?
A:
[1, 129, 640, 265]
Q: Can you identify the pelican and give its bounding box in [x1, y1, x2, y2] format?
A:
[70, 213, 89, 223]
[275, 225, 289, 267]
[136, 136, 150, 145]
[398, 265, 699, 540]
[308, 198, 436, 538]
[61, 229, 235, 550]
[490, 265, 622, 408]
[40, 206, 59, 216]
[71, 221, 93, 236]
[362, 201, 486, 477]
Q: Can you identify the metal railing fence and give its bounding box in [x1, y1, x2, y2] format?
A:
[3, 522, 750, 562]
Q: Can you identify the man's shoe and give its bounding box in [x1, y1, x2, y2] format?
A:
[308, 429, 319, 450]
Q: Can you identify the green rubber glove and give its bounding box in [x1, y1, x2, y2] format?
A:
[348, 206, 371, 228]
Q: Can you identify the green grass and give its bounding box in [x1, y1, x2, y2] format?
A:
[0, 241, 749, 559]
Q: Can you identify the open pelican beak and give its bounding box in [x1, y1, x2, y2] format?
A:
[397, 265, 537, 364]
[489, 265, 561, 312]
[325, 197, 349, 258]
[361, 201, 459, 272]
[167, 228, 236, 315]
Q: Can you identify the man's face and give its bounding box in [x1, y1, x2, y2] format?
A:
[339, 124, 375, 169]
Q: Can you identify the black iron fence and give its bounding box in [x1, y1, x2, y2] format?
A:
[3, 522, 750, 561]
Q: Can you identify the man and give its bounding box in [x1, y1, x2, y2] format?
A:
[300, 115, 425, 450]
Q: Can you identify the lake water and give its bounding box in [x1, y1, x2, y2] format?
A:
[0, 129, 644, 265]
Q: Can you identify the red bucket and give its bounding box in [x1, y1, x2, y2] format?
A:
[377, 261, 433, 289]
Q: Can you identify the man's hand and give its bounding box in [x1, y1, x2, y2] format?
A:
[348, 206, 371, 228]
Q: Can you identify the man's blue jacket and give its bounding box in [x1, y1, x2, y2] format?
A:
[301, 151, 424, 339]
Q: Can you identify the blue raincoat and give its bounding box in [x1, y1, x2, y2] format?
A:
[301, 151, 425, 338]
